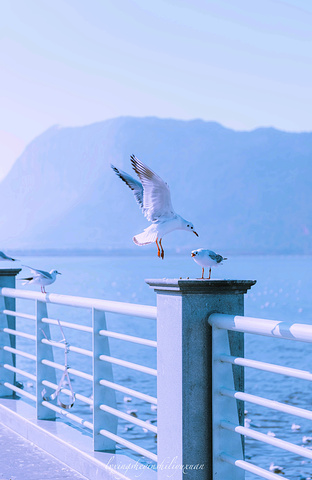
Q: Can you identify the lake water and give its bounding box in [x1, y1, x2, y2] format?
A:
[11, 254, 312, 479]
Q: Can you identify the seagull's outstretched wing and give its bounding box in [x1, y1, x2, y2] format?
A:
[130, 155, 175, 222]
[111, 165, 143, 208]
[0, 251, 17, 261]
[22, 265, 52, 279]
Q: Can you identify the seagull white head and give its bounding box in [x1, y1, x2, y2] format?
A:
[181, 219, 199, 236]
[50, 270, 62, 276]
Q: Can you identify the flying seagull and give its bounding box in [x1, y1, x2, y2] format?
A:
[191, 248, 227, 279]
[0, 251, 18, 261]
[111, 155, 199, 259]
[20, 265, 61, 293]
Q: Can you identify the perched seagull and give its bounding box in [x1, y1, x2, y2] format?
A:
[111, 155, 198, 259]
[0, 251, 18, 261]
[20, 265, 61, 293]
[191, 248, 227, 279]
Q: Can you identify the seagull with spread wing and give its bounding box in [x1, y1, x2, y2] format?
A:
[111, 155, 198, 259]
[0, 251, 18, 261]
[20, 265, 61, 293]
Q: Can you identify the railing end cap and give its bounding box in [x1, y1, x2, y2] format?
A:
[145, 278, 256, 294]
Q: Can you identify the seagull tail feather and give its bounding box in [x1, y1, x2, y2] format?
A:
[133, 229, 158, 246]
[19, 277, 33, 283]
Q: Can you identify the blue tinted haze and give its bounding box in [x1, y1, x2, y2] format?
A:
[1, 0, 312, 178]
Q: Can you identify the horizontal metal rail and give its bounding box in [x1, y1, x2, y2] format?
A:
[42, 401, 93, 430]
[3, 346, 36, 361]
[211, 313, 312, 477]
[222, 420, 312, 460]
[4, 382, 36, 402]
[1, 287, 157, 319]
[42, 317, 93, 333]
[41, 338, 92, 357]
[221, 388, 312, 421]
[220, 354, 312, 382]
[3, 364, 36, 382]
[99, 428, 157, 462]
[99, 354, 157, 376]
[42, 380, 92, 405]
[42, 359, 93, 381]
[99, 379, 157, 405]
[1, 287, 158, 464]
[99, 329, 157, 348]
[0, 309, 36, 321]
[2, 327, 36, 341]
[99, 404, 157, 433]
[209, 313, 312, 343]
[221, 453, 289, 480]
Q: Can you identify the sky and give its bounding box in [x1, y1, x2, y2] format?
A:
[1, 0, 312, 179]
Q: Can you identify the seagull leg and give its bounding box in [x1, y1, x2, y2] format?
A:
[201, 267, 204, 279]
[208, 267, 211, 279]
[156, 239, 161, 258]
[159, 238, 164, 259]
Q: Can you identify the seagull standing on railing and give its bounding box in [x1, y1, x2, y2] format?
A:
[20, 265, 61, 293]
[0, 251, 18, 261]
[111, 155, 199, 259]
[191, 248, 227, 279]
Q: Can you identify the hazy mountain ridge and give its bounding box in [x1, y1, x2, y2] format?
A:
[0, 117, 311, 254]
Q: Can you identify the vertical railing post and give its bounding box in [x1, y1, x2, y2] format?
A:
[210, 315, 246, 479]
[92, 308, 117, 451]
[0, 268, 22, 397]
[146, 278, 256, 480]
[36, 300, 57, 419]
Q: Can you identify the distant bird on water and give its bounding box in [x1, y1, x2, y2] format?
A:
[0, 251, 18, 261]
[191, 248, 227, 279]
[111, 155, 199, 259]
[20, 265, 61, 293]
[269, 462, 285, 474]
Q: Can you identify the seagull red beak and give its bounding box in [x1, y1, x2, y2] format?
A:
[193, 231, 199, 237]
[191, 252, 196, 257]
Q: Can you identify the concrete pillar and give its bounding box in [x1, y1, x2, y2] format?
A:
[0, 268, 22, 397]
[146, 278, 256, 480]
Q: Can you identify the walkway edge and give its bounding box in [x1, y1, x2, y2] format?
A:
[0, 398, 157, 480]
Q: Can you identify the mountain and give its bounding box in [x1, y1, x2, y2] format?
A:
[0, 117, 311, 254]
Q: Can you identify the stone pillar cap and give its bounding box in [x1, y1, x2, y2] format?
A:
[146, 278, 256, 294]
[0, 268, 22, 276]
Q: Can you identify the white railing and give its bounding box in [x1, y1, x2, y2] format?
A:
[0, 287, 157, 463]
[209, 313, 312, 480]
